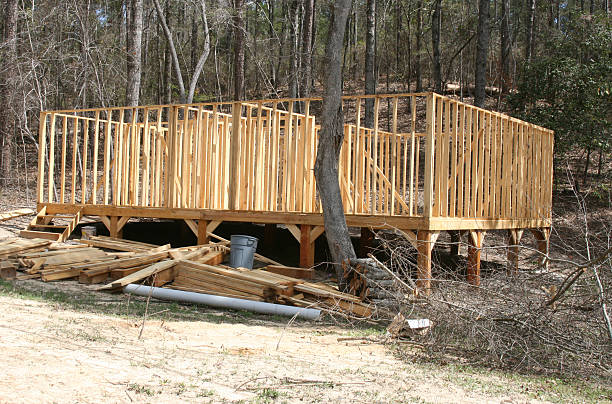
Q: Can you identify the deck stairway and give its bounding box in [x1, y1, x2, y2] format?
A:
[20, 207, 83, 242]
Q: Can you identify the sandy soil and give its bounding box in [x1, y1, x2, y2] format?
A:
[0, 290, 556, 404]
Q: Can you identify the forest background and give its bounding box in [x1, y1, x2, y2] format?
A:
[0, 0, 609, 195]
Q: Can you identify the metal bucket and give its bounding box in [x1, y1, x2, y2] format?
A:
[229, 235, 259, 269]
[81, 226, 97, 240]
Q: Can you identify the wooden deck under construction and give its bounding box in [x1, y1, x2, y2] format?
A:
[26, 92, 554, 291]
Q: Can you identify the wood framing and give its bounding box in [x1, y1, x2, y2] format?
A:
[30, 92, 554, 290]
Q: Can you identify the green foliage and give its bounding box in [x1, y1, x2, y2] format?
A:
[508, 13, 611, 159]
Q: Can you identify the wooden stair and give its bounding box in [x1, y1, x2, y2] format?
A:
[20, 207, 83, 242]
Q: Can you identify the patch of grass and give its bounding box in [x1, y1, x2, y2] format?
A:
[197, 388, 215, 397]
[426, 362, 612, 403]
[127, 383, 155, 396]
[0, 279, 297, 326]
[253, 388, 282, 403]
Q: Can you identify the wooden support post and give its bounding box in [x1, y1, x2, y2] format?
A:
[109, 216, 122, 239]
[197, 219, 209, 245]
[359, 227, 375, 257]
[299, 224, 315, 268]
[449, 230, 461, 255]
[416, 230, 436, 295]
[530, 228, 550, 270]
[507, 229, 524, 274]
[467, 230, 484, 286]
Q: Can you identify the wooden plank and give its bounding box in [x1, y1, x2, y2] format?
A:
[423, 93, 436, 217]
[0, 208, 34, 222]
[265, 265, 314, 280]
[100, 259, 177, 290]
[37, 112, 48, 203]
[390, 97, 399, 215]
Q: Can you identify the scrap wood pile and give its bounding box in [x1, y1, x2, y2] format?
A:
[0, 236, 372, 318]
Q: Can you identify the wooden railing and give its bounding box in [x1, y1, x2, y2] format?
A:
[36, 93, 553, 222]
[426, 93, 554, 221]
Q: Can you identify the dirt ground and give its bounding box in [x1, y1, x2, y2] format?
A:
[0, 286, 587, 404]
[0, 191, 610, 403]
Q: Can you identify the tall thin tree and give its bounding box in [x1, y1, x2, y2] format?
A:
[431, 0, 442, 92]
[126, 0, 143, 106]
[365, 0, 376, 128]
[500, 0, 512, 94]
[313, 0, 356, 287]
[475, 0, 491, 107]
[233, 0, 246, 100]
[0, 0, 19, 183]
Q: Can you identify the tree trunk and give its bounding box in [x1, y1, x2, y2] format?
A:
[365, 0, 376, 128]
[0, 0, 19, 184]
[415, 0, 423, 91]
[431, 0, 442, 92]
[313, 0, 356, 288]
[126, 0, 143, 106]
[233, 0, 246, 101]
[475, 0, 490, 107]
[500, 0, 511, 94]
[289, 0, 300, 99]
[526, 0, 536, 62]
[301, 0, 315, 98]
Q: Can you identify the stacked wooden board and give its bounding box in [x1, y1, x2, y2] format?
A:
[0, 236, 373, 318]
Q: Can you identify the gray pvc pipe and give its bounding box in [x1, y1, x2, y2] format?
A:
[123, 284, 321, 320]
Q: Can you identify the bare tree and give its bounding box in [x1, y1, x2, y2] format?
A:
[301, 0, 315, 98]
[232, 0, 245, 100]
[0, 0, 19, 183]
[288, 0, 300, 99]
[126, 0, 143, 106]
[500, 0, 512, 94]
[474, 0, 490, 107]
[431, 0, 442, 92]
[314, 0, 356, 288]
[526, 0, 536, 62]
[415, 0, 423, 91]
[365, 0, 376, 128]
[152, 0, 211, 103]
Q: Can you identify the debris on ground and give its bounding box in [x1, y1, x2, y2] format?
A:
[386, 312, 431, 338]
[0, 236, 373, 319]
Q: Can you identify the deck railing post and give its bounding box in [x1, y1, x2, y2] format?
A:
[423, 93, 436, 217]
[228, 102, 242, 210]
[165, 105, 177, 208]
[37, 112, 48, 204]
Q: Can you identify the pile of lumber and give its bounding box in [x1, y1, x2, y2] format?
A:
[0, 236, 225, 284]
[0, 235, 373, 318]
[170, 262, 372, 317]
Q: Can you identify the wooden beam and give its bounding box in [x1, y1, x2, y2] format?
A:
[416, 230, 438, 295]
[207, 220, 222, 234]
[286, 224, 301, 242]
[467, 230, 485, 286]
[300, 224, 315, 268]
[109, 216, 122, 238]
[507, 229, 524, 274]
[99, 216, 111, 232]
[197, 219, 209, 245]
[310, 225, 325, 242]
[530, 228, 550, 270]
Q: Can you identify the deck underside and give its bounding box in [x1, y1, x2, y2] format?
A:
[39, 203, 551, 231]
